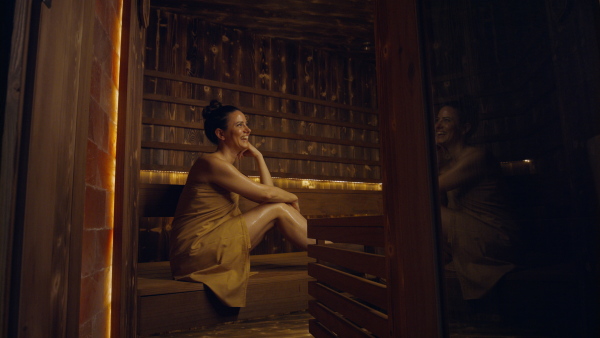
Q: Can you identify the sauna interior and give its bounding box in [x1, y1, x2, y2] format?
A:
[136, 0, 385, 335]
[137, 0, 600, 336]
[138, 1, 381, 261]
[2, 0, 599, 337]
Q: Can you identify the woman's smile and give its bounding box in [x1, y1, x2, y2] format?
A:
[435, 106, 460, 145]
[225, 111, 251, 149]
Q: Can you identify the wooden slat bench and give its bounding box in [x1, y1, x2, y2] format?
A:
[138, 252, 315, 336]
[137, 183, 383, 336]
[306, 215, 587, 337]
[306, 215, 387, 338]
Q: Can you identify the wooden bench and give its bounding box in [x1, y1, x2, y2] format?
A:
[138, 183, 383, 260]
[138, 252, 315, 336]
[306, 215, 387, 338]
[137, 183, 383, 335]
[306, 215, 587, 338]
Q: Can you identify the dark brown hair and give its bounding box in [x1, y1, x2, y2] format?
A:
[202, 100, 240, 145]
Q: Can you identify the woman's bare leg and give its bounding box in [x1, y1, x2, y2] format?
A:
[242, 203, 314, 250]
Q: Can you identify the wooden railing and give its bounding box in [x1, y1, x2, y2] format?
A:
[307, 216, 388, 337]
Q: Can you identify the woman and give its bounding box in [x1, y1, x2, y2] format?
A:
[435, 102, 519, 300]
[169, 100, 310, 307]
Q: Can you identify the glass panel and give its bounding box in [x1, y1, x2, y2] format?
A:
[420, 0, 600, 336]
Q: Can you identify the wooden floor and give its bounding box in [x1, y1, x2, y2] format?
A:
[145, 309, 552, 338]
[138, 252, 315, 336]
[147, 311, 312, 337]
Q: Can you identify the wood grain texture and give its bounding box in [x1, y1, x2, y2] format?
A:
[138, 252, 314, 335]
[308, 282, 387, 338]
[308, 301, 375, 338]
[143, 12, 379, 183]
[307, 216, 385, 247]
[309, 319, 336, 338]
[112, 0, 147, 336]
[150, 0, 374, 53]
[11, 0, 94, 336]
[308, 263, 387, 311]
[375, 0, 443, 336]
[145, 70, 377, 114]
[307, 245, 385, 278]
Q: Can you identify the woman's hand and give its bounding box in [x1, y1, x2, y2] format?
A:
[289, 200, 301, 213]
[237, 143, 262, 160]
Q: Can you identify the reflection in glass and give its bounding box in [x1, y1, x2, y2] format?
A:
[435, 102, 520, 300]
[422, 0, 600, 336]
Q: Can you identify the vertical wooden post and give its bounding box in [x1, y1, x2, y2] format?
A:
[375, 0, 445, 336]
[112, 0, 146, 336]
[5, 0, 94, 336]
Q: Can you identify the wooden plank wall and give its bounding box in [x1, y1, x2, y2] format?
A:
[112, 0, 147, 336]
[139, 9, 380, 260]
[8, 1, 95, 336]
[142, 10, 379, 182]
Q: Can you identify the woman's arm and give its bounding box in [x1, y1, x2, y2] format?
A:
[202, 155, 298, 204]
[438, 147, 487, 193]
[239, 144, 273, 186]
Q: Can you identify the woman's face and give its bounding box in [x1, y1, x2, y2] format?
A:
[221, 110, 251, 150]
[435, 106, 464, 146]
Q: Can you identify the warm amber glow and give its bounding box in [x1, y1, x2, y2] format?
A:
[140, 170, 382, 191]
[105, 1, 124, 336]
[500, 159, 536, 175]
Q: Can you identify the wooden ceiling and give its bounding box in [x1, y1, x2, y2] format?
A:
[151, 0, 375, 54]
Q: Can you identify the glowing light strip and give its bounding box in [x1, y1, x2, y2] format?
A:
[140, 169, 382, 189]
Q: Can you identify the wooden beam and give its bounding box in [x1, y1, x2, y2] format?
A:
[142, 117, 381, 149]
[307, 245, 386, 278]
[308, 301, 376, 337]
[375, 0, 444, 336]
[141, 141, 381, 166]
[309, 319, 336, 338]
[150, 0, 374, 52]
[10, 0, 94, 336]
[1, 0, 31, 334]
[308, 263, 387, 310]
[145, 70, 378, 114]
[309, 282, 388, 338]
[143, 94, 380, 131]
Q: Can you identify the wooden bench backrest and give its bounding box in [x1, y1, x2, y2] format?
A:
[139, 184, 183, 217]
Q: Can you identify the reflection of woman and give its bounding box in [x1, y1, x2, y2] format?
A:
[435, 103, 519, 300]
[169, 100, 310, 307]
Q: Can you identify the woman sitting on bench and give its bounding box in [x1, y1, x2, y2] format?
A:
[435, 101, 520, 300]
[169, 100, 311, 307]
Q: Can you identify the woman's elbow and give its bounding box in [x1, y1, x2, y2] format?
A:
[255, 187, 277, 203]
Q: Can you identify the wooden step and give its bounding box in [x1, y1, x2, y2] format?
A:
[138, 252, 315, 336]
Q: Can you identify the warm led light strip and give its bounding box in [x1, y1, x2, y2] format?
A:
[140, 169, 382, 190]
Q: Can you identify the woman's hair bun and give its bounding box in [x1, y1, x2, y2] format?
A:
[202, 100, 223, 119]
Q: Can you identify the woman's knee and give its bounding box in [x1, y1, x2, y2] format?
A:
[248, 202, 289, 221]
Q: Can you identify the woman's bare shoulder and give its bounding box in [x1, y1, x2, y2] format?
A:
[191, 153, 239, 179]
[188, 153, 226, 182]
[460, 146, 486, 162]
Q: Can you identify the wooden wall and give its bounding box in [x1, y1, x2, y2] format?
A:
[142, 10, 379, 182]
[5, 1, 94, 336]
[139, 9, 381, 260]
